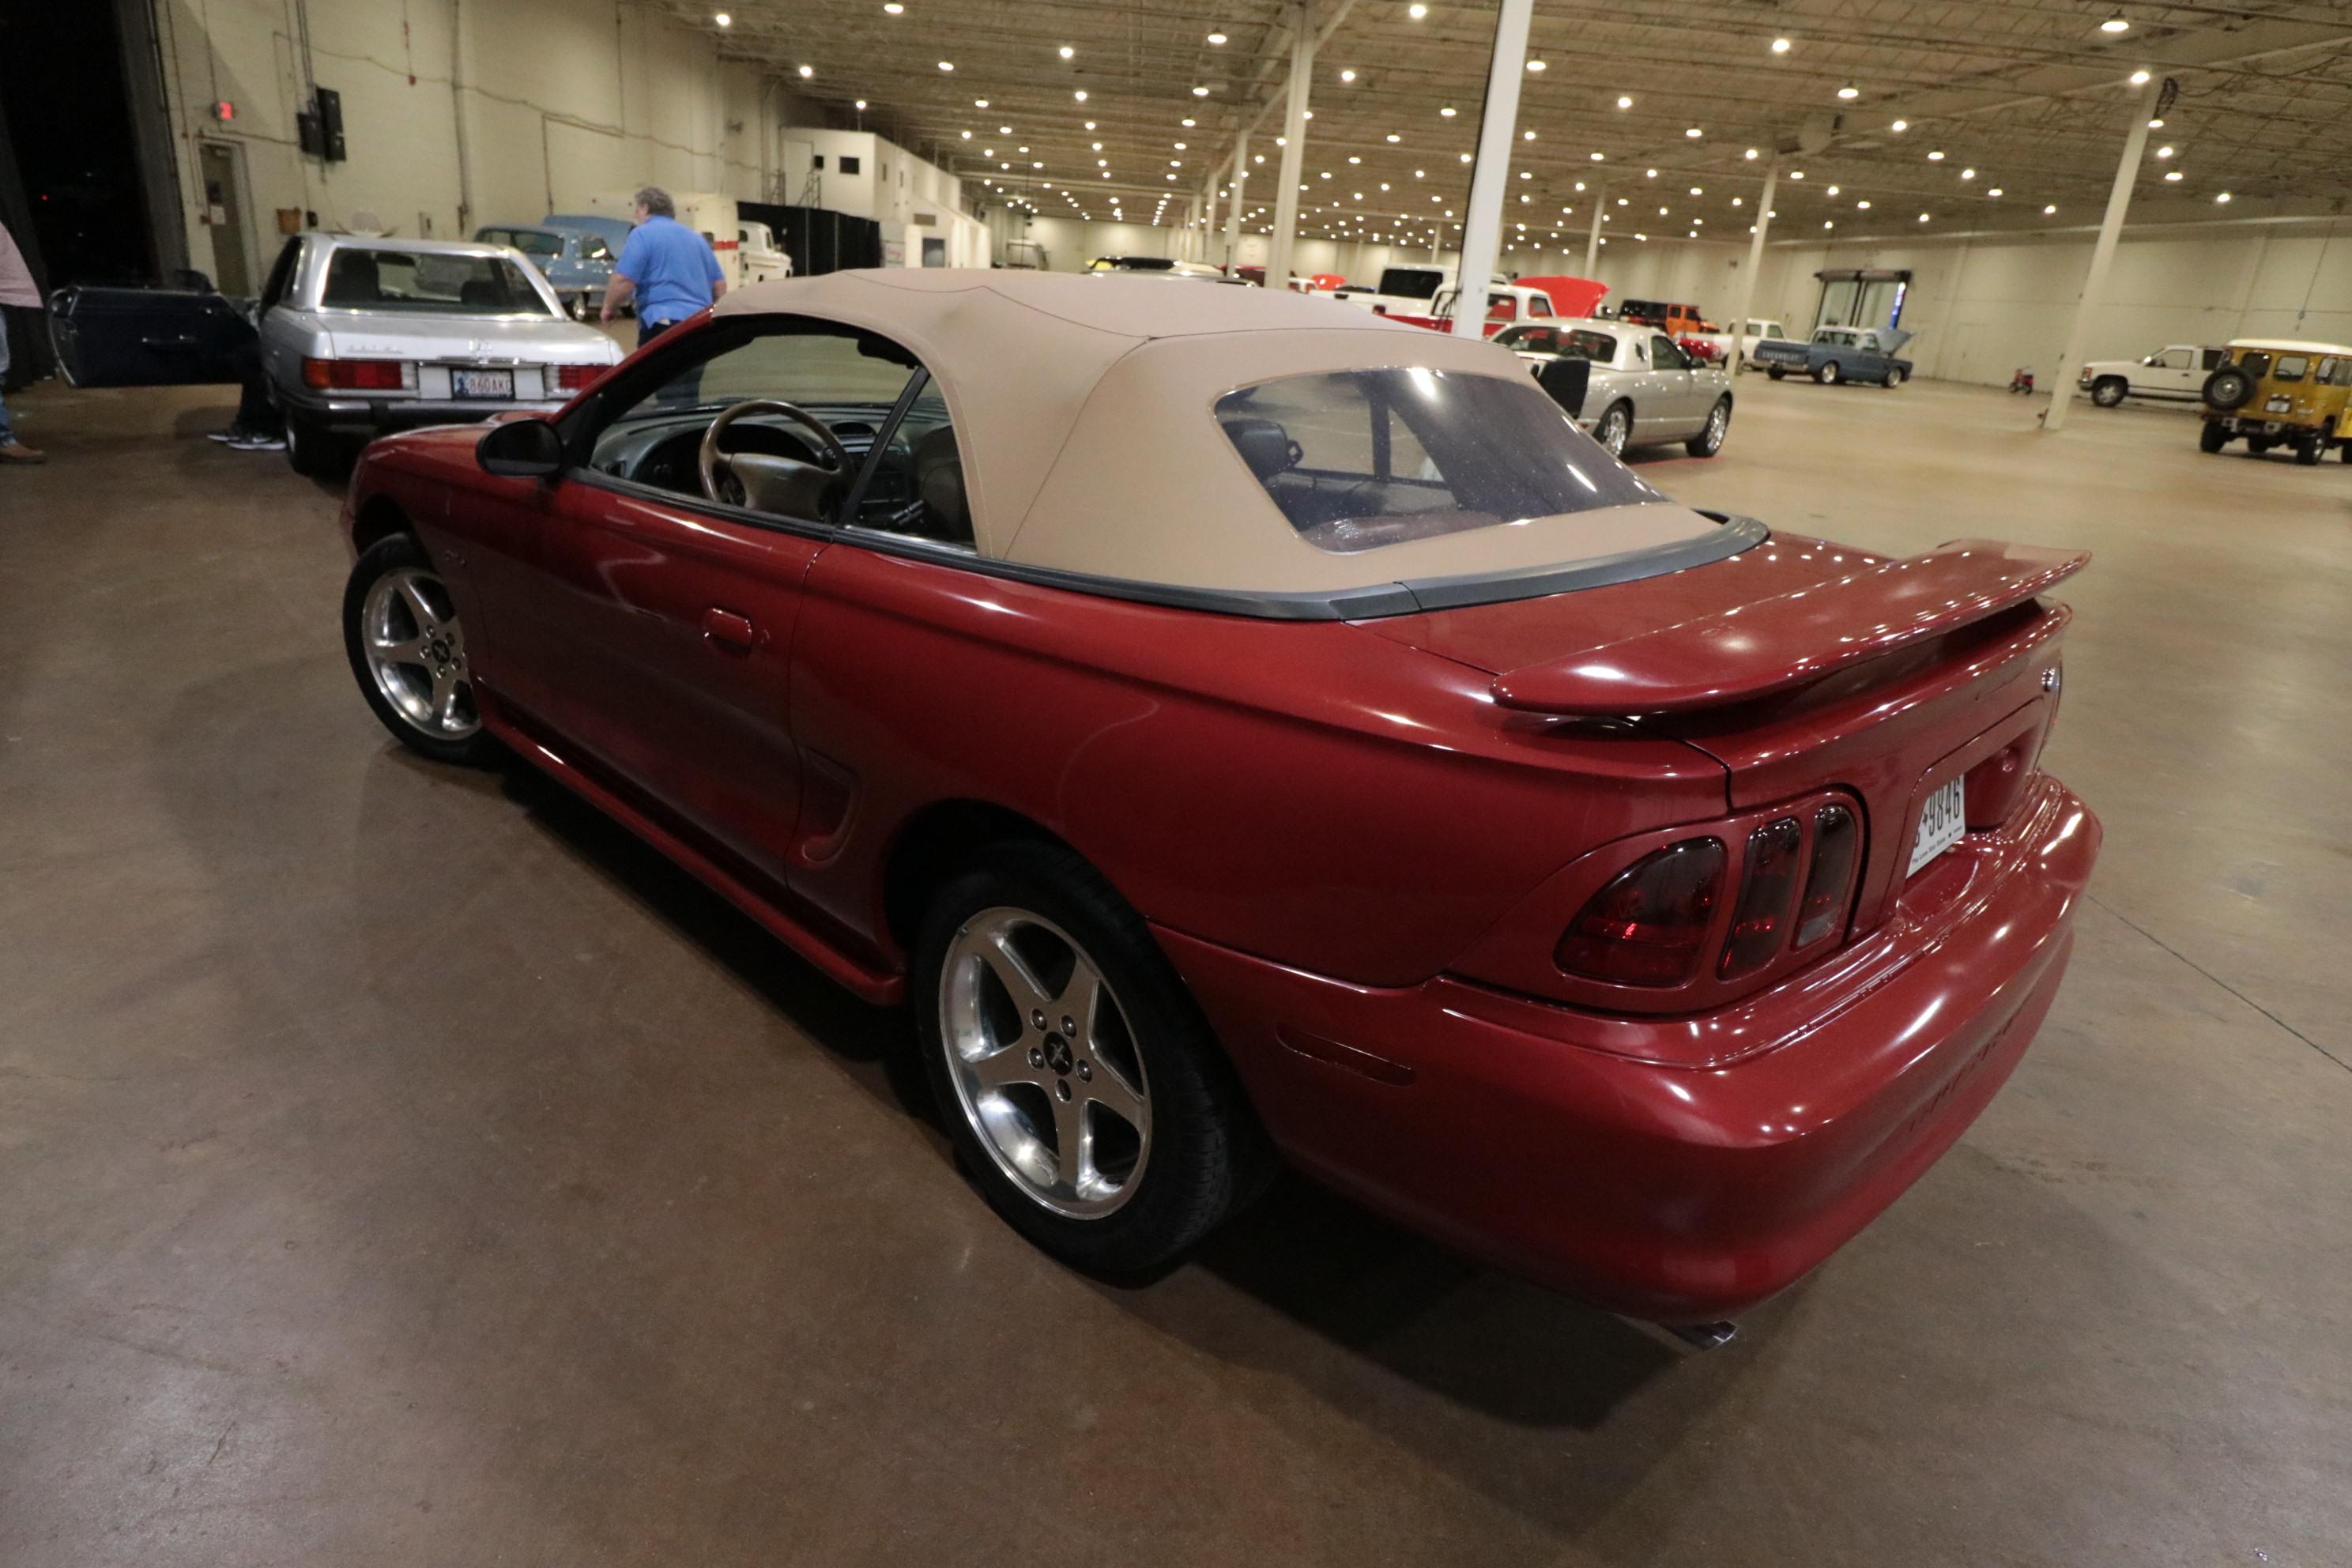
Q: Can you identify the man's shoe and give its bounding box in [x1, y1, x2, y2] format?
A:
[227, 432, 286, 452]
[206, 427, 248, 443]
[0, 441, 45, 465]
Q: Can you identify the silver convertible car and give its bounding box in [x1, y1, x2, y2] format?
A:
[52, 232, 621, 475]
[1495, 319, 1733, 459]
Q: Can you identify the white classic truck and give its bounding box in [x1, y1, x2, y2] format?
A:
[2078, 345, 2230, 407]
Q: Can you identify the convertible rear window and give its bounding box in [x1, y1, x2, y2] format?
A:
[1214, 368, 1664, 555]
[322, 249, 554, 316]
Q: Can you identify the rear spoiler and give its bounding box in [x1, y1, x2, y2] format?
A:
[1490, 539, 2089, 717]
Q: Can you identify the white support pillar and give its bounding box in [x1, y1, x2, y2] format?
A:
[1204, 176, 1222, 266]
[1448, 0, 1536, 331]
[2043, 79, 2162, 432]
[1583, 184, 1604, 275]
[1725, 158, 1779, 371]
[1265, 4, 1314, 290]
[1222, 130, 1250, 273]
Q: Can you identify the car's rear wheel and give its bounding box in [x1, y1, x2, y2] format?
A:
[342, 533, 496, 766]
[1766, 365, 1787, 381]
[285, 415, 349, 479]
[2090, 376, 2128, 408]
[1686, 397, 1731, 458]
[1595, 401, 1632, 457]
[2199, 422, 2230, 453]
[2295, 435, 2324, 466]
[1815, 360, 1841, 385]
[914, 841, 1270, 1276]
[1885, 366, 1906, 388]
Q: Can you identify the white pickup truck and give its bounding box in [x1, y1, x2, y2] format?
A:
[2079, 345, 2229, 407]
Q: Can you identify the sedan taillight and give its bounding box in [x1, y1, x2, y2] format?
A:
[555, 364, 601, 392]
[302, 356, 409, 390]
[1719, 816, 1804, 979]
[1555, 839, 1725, 989]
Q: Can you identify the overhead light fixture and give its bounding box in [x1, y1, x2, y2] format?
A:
[1615, 95, 1633, 109]
[974, 97, 988, 107]
[1440, 104, 1457, 116]
[1771, 37, 1791, 54]
[1408, 2, 1427, 18]
[1918, 211, 1931, 222]
[1192, 84, 1210, 96]
[883, 2, 903, 12]
[797, 63, 812, 77]
[1961, 167, 1976, 179]
[2128, 69, 2152, 86]
[1058, 43, 1074, 58]
[1890, 119, 1908, 132]
[1988, 187, 2003, 196]
[1073, 89, 1087, 100]
[1928, 149, 1945, 160]
[2044, 203, 2058, 213]
[1743, 147, 1758, 160]
[855, 99, 867, 110]
[1788, 170, 1804, 179]
[1385, 132, 1400, 142]
[1340, 67, 1357, 81]
[2215, 190, 2232, 203]
[1525, 58, 1547, 72]
[937, 59, 955, 70]
[1208, 31, 1227, 44]
[1522, 129, 1536, 141]
[1856, 199, 1869, 209]
[714, 11, 731, 24]
[1837, 85, 1859, 100]
[2162, 170, 2181, 182]
[2148, 117, 2165, 127]
[2101, 13, 2131, 34]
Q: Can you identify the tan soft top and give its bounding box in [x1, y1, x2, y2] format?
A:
[713, 269, 1723, 597]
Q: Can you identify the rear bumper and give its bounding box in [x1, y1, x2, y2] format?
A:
[279, 390, 569, 436]
[1161, 775, 2100, 1324]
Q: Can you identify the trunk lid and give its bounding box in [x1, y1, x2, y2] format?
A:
[1363, 533, 2086, 935]
[320, 312, 616, 368]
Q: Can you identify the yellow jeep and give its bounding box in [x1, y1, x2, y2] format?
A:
[2199, 338, 2352, 465]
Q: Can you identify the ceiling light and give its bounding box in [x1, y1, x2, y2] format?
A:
[2162, 170, 2181, 182]
[797, 63, 812, 77]
[1615, 95, 1633, 109]
[1856, 199, 1869, 209]
[855, 99, 867, 110]
[1890, 119, 1908, 132]
[1058, 43, 1074, 58]
[2128, 69, 2151, 85]
[1073, 89, 1087, 101]
[974, 98, 988, 107]
[1826, 183, 1840, 194]
[2215, 190, 2232, 203]
[2044, 203, 2058, 213]
[1526, 58, 1547, 72]
[2101, 13, 2131, 34]
[1988, 187, 2003, 196]
[1460, 152, 1472, 162]
[1690, 185, 1703, 195]
[1385, 132, 1400, 142]
[1340, 68, 1358, 81]
[714, 10, 731, 24]
[1918, 212, 1931, 222]
[1961, 168, 1976, 179]
[960, 130, 971, 139]
[1771, 37, 1791, 54]
[1591, 151, 1605, 161]
[1837, 85, 1859, 100]
[1823, 220, 1834, 229]
[938, 60, 954, 70]
[1744, 147, 1758, 160]
[2155, 145, 2174, 158]
[1192, 85, 1210, 96]
[1685, 126, 1702, 138]
[1408, 2, 1428, 17]
[1788, 170, 1804, 179]
[1441, 104, 1457, 116]
[1645, 167, 1657, 177]
[2149, 117, 2165, 128]
[1084, 120, 1095, 129]
[883, 2, 903, 12]
[1000, 126, 1012, 134]
[1928, 149, 1945, 160]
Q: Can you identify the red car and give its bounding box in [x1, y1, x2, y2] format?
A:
[339, 271, 2098, 1325]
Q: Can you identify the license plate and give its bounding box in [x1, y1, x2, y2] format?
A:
[453, 369, 514, 398]
[2265, 395, 2292, 413]
[1909, 776, 1967, 877]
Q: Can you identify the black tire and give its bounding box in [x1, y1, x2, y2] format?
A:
[285, 415, 349, 479]
[1594, 401, 1632, 457]
[2202, 366, 2256, 412]
[341, 533, 497, 767]
[2199, 421, 2229, 454]
[1686, 396, 1731, 458]
[914, 840, 1273, 1278]
[2295, 437, 2323, 466]
[1815, 360, 1841, 385]
[1885, 365, 1907, 388]
[1766, 365, 1787, 381]
[2090, 376, 2128, 408]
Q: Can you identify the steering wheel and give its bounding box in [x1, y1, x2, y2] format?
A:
[698, 399, 855, 515]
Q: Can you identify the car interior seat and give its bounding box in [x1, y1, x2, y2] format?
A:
[911, 425, 973, 545]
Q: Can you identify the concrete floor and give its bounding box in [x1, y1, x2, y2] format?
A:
[2, 372, 2346, 1568]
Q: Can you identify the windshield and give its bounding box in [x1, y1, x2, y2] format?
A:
[1214, 368, 1664, 556]
[322, 249, 555, 316]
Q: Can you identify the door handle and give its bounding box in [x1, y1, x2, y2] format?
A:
[702, 607, 757, 650]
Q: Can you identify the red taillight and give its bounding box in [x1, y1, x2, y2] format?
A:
[555, 364, 600, 392]
[1556, 838, 1725, 988]
[1719, 816, 1804, 978]
[301, 356, 406, 390]
[1794, 804, 1860, 948]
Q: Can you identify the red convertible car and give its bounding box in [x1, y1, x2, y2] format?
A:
[338, 271, 2098, 1325]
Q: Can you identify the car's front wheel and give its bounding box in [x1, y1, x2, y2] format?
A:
[1687, 397, 1731, 458]
[1594, 402, 1632, 457]
[342, 533, 496, 766]
[1815, 360, 1841, 385]
[1766, 365, 1787, 381]
[2090, 376, 2128, 408]
[915, 842, 1269, 1276]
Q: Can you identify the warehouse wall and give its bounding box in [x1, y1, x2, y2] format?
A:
[152, 0, 809, 278]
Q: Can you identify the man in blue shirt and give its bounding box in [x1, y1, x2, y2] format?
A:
[600, 187, 726, 347]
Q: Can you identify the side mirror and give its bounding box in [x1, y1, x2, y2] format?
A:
[477, 416, 565, 478]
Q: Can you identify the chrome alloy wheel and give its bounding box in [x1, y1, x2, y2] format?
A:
[360, 567, 480, 740]
[1598, 405, 1630, 457]
[1703, 401, 1728, 450]
[940, 907, 1152, 1219]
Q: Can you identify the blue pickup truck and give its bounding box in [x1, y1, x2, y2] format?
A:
[1755, 325, 1915, 387]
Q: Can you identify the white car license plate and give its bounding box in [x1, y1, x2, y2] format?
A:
[454, 369, 514, 398]
[1909, 775, 1967, 877]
